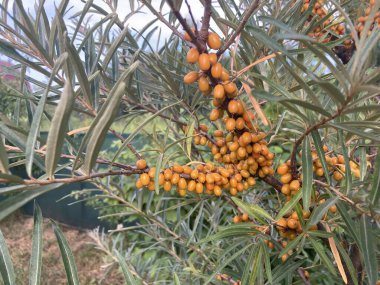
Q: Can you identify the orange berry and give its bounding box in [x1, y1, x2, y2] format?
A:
[195, 182, 204, 194]
[136, 159, 147, 169]
[213, 84, 225, 99]
[140, 173, 150, 186]
[163, 181, 172, 191]
[280, 173, 292, 184]
[233, 215, 241, 224]
[225, 118, 236, 131]
[224, 82, 237, 94]
[183, 71, 199, 84]
[207, 33, 221, 49]
[277, 163, 289, 175]
[241, 213, 249, 221]
[135, 179, 143, 189]
[289, 180, 300, 191]
[287, 218, 298, 230]
[186, 48, 199, 64]
[211, 63, 223, 78]
[208, 53, 217, 65]
[198, 53, 211, 71]
[209, 109, 220, 121]
[198, 76, 210, 93]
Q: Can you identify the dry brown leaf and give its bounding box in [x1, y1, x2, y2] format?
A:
[325, 224, 348, 284]
[242, 83, 269, 126]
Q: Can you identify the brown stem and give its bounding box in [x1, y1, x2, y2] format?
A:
[217, 0, 260, 56]
[0, 170, 142, 186]
[199, 0, 212, 44]
[166, 0, 206, 52]
[262, 175, 282, 192]
[297, 268, 311, 285]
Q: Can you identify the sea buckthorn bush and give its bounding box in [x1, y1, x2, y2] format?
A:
[0, 0, 379, 284]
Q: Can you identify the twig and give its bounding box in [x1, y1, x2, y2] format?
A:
[185, 0, 198, 33]
[217, 0, 260, 56]
[297, 268, 311, 285]
[0, 170, 141, 186]
[262, 175, 283, 192]
[166, 0, 206, 52]
[199, 0, 212, 43]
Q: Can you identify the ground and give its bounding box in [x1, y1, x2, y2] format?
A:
[0, 212, 124, 285]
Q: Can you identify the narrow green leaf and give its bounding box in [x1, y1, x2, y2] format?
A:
[199, 224, 258, 243]
[231, 197, 274, 223]
[306, 197, 338, 228]
[0, 228, 15, 285]
[102, 25, 131, 69]
[173, 272, 181, 285]
[248, 244, 263, 285]
[25, 52, 67, 177]
[311, 130, 331, 184]
[338, 130, 352, 194]
[302, 135, 313, 210]
[29, 203, 43, 285]
[261, 242, 272, 284]
[370, 145, 380, 205]
[154, 153, 164, 194]
[309, 237, 337, 276]
[0, 138, 9, 174]
[185, 120, 195, 158]
[0, 184, 63, 221]
[359, 215, 378, 285]
[275, 190, 302, 220]
[114, 250, 138, 285]
[334, 237, 359, 285]
[111, 101, 181, 164]
[241, 245, 257, 285]
[52, 222, 80, 285]
[82, 82, 126, 174]
[45, 79, 74, 178]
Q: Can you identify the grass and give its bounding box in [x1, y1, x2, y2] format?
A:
[0, 212, 124, 285]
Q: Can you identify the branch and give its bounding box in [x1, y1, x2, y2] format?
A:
[261, 175, 282, 192]
[166, 0, 206, 52]
[217, 0, 260, 56]
[199, 0, 212, 43]
[0, 170, 142, 186]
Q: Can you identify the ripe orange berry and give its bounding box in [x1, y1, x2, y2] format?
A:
[228, 100, 238, 114]
[163, 181, 172, 191]
[140, 173, 150, 186]
[329, 205, 337, 213]
[183, 71, 199, 84]
[208, 53, 217, 65]
[187, 180, 196, 192]
[276, 218, 287, 229]
[287, 218, 298, 230]
[289, 180, 300, 191]
[178, 178, 187, 189]
[136, 159, 147, 169]
[195, 182, 204, 194]
[198, 53, 211, 71]
[164, 169, 173, 180]
[333, 171, 343, 181]
[281, 184, 290, 195]
[198, 76, 210, 93]
[241, 213, 249, 221]
[148, 167, 156, 178]
[186, 48, 199, 64]
[280, 173, 292, 184]
[207, 33, 221, 49]
[235, 118, 245, 130]
[213, 84, 225, 99]
[281, 254, 289, 262]
[210, 109, 220, 121]
[221, 69, 229, 81]
[224, 82, 237, 94]
[211, 63, 223, 78]
[225, 118, 236, 131]
[171, 173, 180, 185]
[277, 163, 289, 175]
[214, 185, 222, 196]
[135, 179, 143, 189]
[233, 215, 241, 224]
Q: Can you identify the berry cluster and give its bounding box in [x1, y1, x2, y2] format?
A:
[216, 273, 241, 285]
[355, 0, 380, 37]
[135, 30, 275, 197]
[302, 0, 345, 42]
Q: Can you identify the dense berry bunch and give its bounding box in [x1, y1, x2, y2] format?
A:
[355, 0, 380, 36]
[301, 0, 345, 42]
[135, 31, 275, 197]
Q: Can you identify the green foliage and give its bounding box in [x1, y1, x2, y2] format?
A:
[0, 0, 379, 284]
